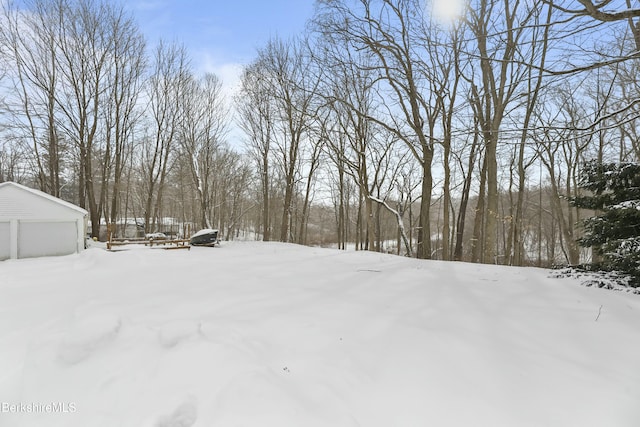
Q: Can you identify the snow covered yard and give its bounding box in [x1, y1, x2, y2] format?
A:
[1, 242, 639, 427]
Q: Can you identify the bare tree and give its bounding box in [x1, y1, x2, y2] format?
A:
[316, 39, 381, 251]
[543, 0, 640, 52]
[369, 144, 415, 257]
[463, 0, 542, 263]
[179, 73, 229, 230]
[237, 58, 276, 241]
[0, 0, 65, 196]
[297, 121, 325, 245]
[254, 36, 321, 242]
[412, 11, 466, 260]
[534, 86, 593, 265]
[1, 0, 147, 238]
[316, 0, 446, 258]
[503, 1, 553, 265]
[103, 9, 146, 230]
[141, 41, 188, 234]
[34, 0, 141, 238]
[613, 38, 640, 160]
[218, 150, 254, 240]
[0, 139, 25, 183]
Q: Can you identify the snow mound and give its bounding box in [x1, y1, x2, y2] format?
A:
[156, 320, 201, 348]
[57, 309, 122, 365]
[155, 395, 197, 427]
[1, 241, 639, 426]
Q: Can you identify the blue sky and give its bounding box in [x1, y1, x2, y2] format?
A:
[128, 1, 316, 88]
[123, 1, 316, 143]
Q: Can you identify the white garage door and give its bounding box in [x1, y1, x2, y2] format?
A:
[0, 222, 9, 260]
[18, 221, 77, 259]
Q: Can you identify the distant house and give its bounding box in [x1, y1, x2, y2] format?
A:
[0, 182, 88, 260]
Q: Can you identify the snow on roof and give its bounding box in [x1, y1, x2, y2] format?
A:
[0, 181, 88, 216]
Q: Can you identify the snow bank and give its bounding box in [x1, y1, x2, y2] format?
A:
[1, 242, 639, 426]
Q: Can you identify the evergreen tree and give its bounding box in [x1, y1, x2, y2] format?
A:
[571, 160, 640, 286]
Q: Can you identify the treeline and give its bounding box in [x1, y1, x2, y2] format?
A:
[0, 0, 252, 239]
[1, 0, 639, 267]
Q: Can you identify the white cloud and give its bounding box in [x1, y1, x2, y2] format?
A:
[197, 51, 244, 101]
[194, 51, 248, 148]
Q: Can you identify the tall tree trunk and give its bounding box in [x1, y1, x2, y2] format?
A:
[471, 153, 487, 263]
[262, 153, 271, 241]
[454, 129, 480, 261]
[417, 149, 433, 259]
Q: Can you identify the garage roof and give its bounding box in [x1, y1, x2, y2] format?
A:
[0, 181, 88, 220]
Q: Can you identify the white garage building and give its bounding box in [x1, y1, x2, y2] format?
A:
[0, 181, 88, 260]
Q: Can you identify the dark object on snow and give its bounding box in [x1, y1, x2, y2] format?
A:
[190, 229, 220, 247]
